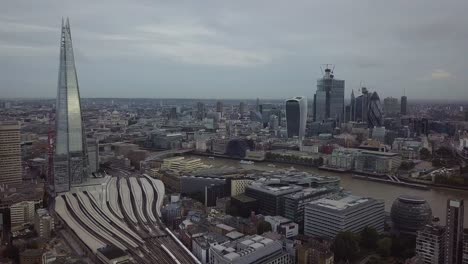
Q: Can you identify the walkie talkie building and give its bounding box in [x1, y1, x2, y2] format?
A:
[53, 18, 88, 193]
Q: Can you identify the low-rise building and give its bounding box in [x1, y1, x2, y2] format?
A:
[20, 249, 43, 264]
[161, 156, 207, 173]
[354, 150, 401, 174]
[328, 148, 360, 170]
[297, 238, 334, 264]
[304, 193, 385, 239]
[193, 232, 229, 264]
[264, 216, 298, 238]
[209, 234, 292, 264]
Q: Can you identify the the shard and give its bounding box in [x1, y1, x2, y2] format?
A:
[53, 18, 88, 193]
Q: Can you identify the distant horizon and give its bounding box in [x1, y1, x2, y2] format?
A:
[2, 96, 468, 104]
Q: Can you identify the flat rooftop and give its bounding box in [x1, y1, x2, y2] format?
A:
[308, 194, 373, 211]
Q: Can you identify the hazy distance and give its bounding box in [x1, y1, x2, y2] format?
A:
[1, 0, 468, 100]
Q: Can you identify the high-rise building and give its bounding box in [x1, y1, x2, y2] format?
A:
[53, 18, 88, 193]
[87, 139, 99, 174]
[196, 102, 206, 120]
[445, 199, 464, 264]
[313, 67, 345, 123]
[239, 102, 246, 115]
[462, 230, 468, 264]
[344, 105, 351, 123]
[354, 87, 370, 123]
[285, 96, 308, 139]
[383, 97, 400, 116]
[416, 224, 445, 264]
[368, 92, 383, 128]
[401, 95, 408, 115]
[350, 89, 356, 121]
[216, 101, 223, 113]
[0, 121, 22, 185]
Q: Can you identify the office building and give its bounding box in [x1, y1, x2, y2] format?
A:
[401, 95, 408, 115]
[209, 234, 292, 264]
[463, 230, 468, 264]
[368, 91, 383, 128]
[350, 89, 356, 122]
[384, 97, 400, 116]
[245, 181, 302, 216]
[282, 187, 338, 232]
[354, 150, 402, 174]
[372, 126, 386, 143]
[354, 87, 370, 123]
[239, 102, 246, 116]
[229, 178, 254, 196]
[391, 196, 432, 235]
[161, 157, 207, 173]
[180, 175, 227, 206]
[231, 194, 258, 218]
[19, 249, 43, 264]
[314, 67, 345, 123]
[304, 194, 385, 239]
[344, 105, 351, 123]
[216, 101, 223, 113]
[285, 96, 307, 139]
[445, 199, 464, 264]
[0, 122, 22, 185]
[264, 215, 299, 238]
[87, 139, 99, 174]
[34, 209, 55, 239]
[416, 224, 445, 264]
[54, 18, 88, 193]
[193, 232, 229, 264]
[197, 102, 206, 120]
[10, 201, 36, 229]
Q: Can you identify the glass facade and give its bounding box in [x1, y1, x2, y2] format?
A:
[391, 195, 432, 235]
[314, 69, 345, 123]
[368, 92, 383, 128]
[286, 96, 307, 139]
[54, 19, 88, 193]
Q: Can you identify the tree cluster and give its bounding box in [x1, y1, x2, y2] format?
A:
[332, 227, 415, 262]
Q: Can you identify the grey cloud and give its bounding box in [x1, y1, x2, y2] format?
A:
[1, 0, 468, 100]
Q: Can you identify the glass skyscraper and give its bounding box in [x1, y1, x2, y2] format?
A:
[313, 67, 345, 123]
[368, 91, 383, 128]
[53, 18, 88, 193]
[286, 96, 307, 139]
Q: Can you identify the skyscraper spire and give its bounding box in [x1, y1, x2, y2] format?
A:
[53, 18, 88, 193]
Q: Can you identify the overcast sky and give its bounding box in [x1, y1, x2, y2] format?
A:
[2, 0, 468, 100]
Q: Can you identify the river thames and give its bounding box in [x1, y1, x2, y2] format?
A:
[188, 155, 468, 226]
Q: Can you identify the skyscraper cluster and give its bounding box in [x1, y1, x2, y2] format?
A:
[347, 87, 383, 128]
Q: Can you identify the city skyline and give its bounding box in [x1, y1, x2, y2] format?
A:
[2, 1, 468, 100]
